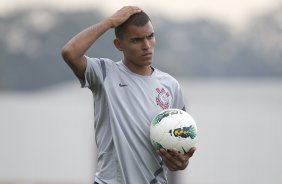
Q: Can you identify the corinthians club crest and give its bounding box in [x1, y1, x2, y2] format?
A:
[156, 88, 170, 109]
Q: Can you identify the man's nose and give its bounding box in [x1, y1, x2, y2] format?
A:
[142, 39, 150, 49]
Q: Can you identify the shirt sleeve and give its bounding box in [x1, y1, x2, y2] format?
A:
[79, 56, 105, 91]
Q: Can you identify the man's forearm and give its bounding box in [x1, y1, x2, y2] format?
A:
[62, 18, 113, 62]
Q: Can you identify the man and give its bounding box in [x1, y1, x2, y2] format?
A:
[61, 6, 196, 184]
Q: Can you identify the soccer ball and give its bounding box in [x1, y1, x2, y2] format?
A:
[150, 109, 197, 154]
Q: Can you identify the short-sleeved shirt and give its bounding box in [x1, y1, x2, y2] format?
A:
[81, 57, 186, 184]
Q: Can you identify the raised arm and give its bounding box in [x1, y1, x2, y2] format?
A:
[61, 6, 142, 80]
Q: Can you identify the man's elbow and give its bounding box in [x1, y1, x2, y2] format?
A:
[61, 45, 74, 64]
[60, 45, 86, 80]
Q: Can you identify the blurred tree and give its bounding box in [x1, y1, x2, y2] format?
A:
[0, 6, 281, 91]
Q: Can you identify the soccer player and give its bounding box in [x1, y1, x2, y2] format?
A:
[61, 6, 196, 184]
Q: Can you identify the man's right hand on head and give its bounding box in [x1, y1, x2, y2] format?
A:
[108, 6, 142, 28]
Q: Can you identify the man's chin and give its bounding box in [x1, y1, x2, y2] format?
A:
[142, 59, 152, 66]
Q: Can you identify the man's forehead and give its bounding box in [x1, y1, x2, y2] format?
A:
[124, 22, 154, 37]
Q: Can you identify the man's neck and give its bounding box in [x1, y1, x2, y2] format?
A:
[122, 60, 153, 76]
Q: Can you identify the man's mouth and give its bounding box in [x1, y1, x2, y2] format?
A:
[142, 52, 152, 57]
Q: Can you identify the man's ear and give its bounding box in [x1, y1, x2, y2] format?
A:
[114, 38, 123, 51]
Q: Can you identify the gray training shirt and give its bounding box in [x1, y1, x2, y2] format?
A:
[80, 57, 186, 184]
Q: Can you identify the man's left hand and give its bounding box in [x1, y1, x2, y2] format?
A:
[156, 147, 196, 171]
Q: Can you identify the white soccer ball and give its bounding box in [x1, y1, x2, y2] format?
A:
[150, 109, 197, 154]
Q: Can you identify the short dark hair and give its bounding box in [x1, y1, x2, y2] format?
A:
[115, 11, 151, 39]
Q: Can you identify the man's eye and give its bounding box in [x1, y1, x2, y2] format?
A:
[148, 34, 155, 39]
[131, 38, 140, 43]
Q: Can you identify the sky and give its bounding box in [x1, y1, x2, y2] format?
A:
[0, 0, 281, 29]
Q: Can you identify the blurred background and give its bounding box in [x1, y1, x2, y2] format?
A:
[0, 0, 281, 183]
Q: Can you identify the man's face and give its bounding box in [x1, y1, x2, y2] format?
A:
[117, 21, 156, 68]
